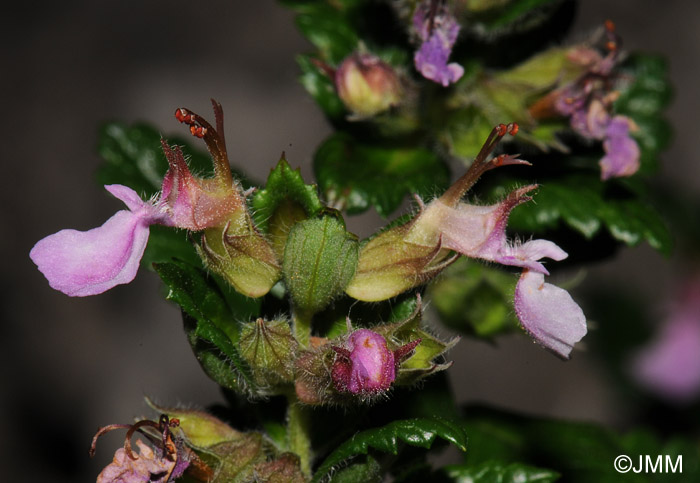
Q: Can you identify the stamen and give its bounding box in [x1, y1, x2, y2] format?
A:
[440, 122, 521, 205]
[173, 102, 233, 184]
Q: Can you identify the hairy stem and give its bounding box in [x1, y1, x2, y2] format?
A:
[286, 392, 313, 477]
[293, 308, 313, 347]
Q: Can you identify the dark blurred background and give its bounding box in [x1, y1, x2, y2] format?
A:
[3, 1, 699, 480]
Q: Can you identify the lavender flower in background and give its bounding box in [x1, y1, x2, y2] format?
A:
[413, 0, 464, 86]
[631, 277, 700, 404]
[550, 22, 641, 180]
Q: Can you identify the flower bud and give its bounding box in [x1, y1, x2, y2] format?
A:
[335, 52, 402, 118]
[331, 329, 396, 394]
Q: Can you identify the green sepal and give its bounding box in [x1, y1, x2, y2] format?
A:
[283, 212, 359, 314]
[251, 155, 323, 259]
[373, 296, 459, 385]
[311, 417, 467, 483]
[239, 318, 298, 388]
[314, 133, 450, 216]
[429, 258, 520, 338]
[145, 398, 241, 449]
[153, 260, 258, 395]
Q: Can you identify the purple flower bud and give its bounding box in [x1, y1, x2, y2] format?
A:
[332, 329, 396, 394]
[335, 52, 402, 118]
[413, 0, 464, 86]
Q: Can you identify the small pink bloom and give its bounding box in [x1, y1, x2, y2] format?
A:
[30, 185, 166, 296]
[514, 270, 587, 359]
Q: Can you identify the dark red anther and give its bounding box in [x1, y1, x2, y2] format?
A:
[175, 108, 191, 124]
[508, 123, 519, 135]
[496, 124, 507, 136]
[493, 154, 506, 167]
[605, 19, 615, 33]
[189, 125, 207, 138]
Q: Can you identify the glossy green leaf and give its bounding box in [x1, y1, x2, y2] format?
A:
[459, 406, 700, 483]
[314, 133, 450, 216]
[500, 175, 672, 255]
[446, 461, 559, 482]
[312, 418, 467, 483]
[429, 258, 519, 338]
[292, 3, 358, 65]
[153, 260, 257, 393]
[283, 213, 359, 314]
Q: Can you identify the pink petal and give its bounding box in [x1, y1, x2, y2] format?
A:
[496, 239, 568, 275]
[30, 210, 151, 296]
[514, 271, 587, 359]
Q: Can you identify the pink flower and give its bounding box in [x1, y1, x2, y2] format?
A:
[30, 185, 167, 296]
[413, 0, 464, 86]
[548, 23, 641, 180]
[97, 439, 175, 483]
[31, 101, 247, 297]
[407, 124, 586, 357]
[331, 329, 420, 394]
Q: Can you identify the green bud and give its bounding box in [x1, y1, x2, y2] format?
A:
[198, 211, 281, 298]
[239, 318, 298, 387]
[283, 213, 359, 314]
[335, 52, 402, 118]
